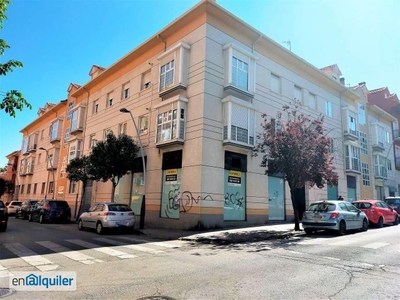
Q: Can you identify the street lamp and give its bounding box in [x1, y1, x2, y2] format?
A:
[383, 137, 400, 199]
[120, 107, 146, 229]
[7, 163, 19, 200]
[39, 147, 55, 199]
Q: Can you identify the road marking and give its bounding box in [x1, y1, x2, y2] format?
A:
[93, 238, 165, 254]
[36, 241, 104, 265]
[66, 239, 137, 259]
[4, 243, 59, 271]
[362, 242, 390, 249]
[118, 237, 182, 248]
[328, 240, 358, 246]
[322, 256, 340, 261]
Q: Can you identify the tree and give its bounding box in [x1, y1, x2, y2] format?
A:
[0, 0, 31, 117]
[254, 101, 339, 231]
[66, 155, 93, 216]
[89, 133, 139, 202]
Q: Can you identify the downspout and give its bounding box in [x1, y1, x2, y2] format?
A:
[157, 34, 167, 52]
[252, 34, 262, 53]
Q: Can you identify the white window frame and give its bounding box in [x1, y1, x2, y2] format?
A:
[232, 56, 248, 90]
[309, 93, 317, 110]
[118, 122, 127, 135]
[122, 83, 130, 100]
[374, 155, 387, 178]
[362, 162, 370, 186]
[139, 114, 149, 134]
[106, 92, 113, 108]
[294, 86, 302, 102]
[325, 101, 333, 117]
[159, 60, 175, 92]
[345, 145, 361, 172]
[89, 134, 97, 149]
[358, 103, 366, 125]
[271, 74, 281, 94]
[359, 131, 368, 154]
[104, 128, 113, 140]
[92, 100, 99, 114]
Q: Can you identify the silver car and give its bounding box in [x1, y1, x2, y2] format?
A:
[302, 200, 369, 235]
[78, 203, 135, 234]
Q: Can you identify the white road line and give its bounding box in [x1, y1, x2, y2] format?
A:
[4, 243, 59, 271]
[36, 241, 104, 265]
[328, 240, 359, 246]
[66, 239, 137, 259]
[93, 238, 165, 254]
[118, 237, 182, 248]
[362, 242, 390, 249]
[322, 256, 340, 261]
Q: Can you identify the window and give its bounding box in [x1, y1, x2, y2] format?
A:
[38, 153, 42, 164]
[358, 103, 366, 125]
[328, 138, 334, 153]
[67, 101, 74, 120]
[348, 115, 357, 135]
[70, 106, 86, 132]
[19, 160, 26, 174]
[232, 57, 248, 90]
[359, 132, 368, 154]
[160, 60, 174, 91]
[222, 96, 255, 147]
[89, 134, 97, 149]
[294, 86, 302, 102]
[362, 163, 370, 186]
[139, 115, 149, 133]
[223, 43, 257, 95]
[309, 93, 317, 110]
[41, 129, 44, 140]
[41, 182, 45, 194]
[20, 185, 24, 194]
[345, 145, 361, 172]
[122, 82, 130, 99]
[33, 183, 37, 194]
[68, 181, 77, 194]
[106, 92, 113, 108]
[155, 96, 187, 144]
[387, 160, 392, 171]
[48, 181, 54, 195]
[27, 184, 31, 194]
[374, 155, 387, 178]
[141, 71, 151, 90]
[92, 100, 99, 114]
[104, 128, 113, 140]
[69, 140, 82, 161]
[118, 122, 127, 135]
[271, 74, 281, 94]
[64, 128, 70, 144]
[385, 130, 390, 144]
[50, 119, 62, 141]
[22, 136, 29, 154]
[325, 101, 333, 117]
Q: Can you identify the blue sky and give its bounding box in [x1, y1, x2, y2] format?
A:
[1, 0, 399, 167]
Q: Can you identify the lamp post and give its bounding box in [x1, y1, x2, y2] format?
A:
[39, 147, 56, 199]
[7, 163, 19, 201]
[382, 137, 400, 199]
[120, 108, 146, 229]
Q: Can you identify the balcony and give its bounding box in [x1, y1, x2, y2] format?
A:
[345, 157, 361, 175]
[70, 105, 86, 135]
[372, 142, 385, 153]
[343, 129, 359, 142]
[28, 143, 37, 153]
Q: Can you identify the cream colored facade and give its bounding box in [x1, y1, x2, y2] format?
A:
[11, 0, 398, 229]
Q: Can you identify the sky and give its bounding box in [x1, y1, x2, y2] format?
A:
[0, 0, 399, 168]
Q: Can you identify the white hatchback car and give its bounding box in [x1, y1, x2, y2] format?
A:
[78, 203, 135, 234]
[6, 201, 22, 215]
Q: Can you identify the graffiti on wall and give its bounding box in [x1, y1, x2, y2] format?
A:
[224, 192, 244, 208]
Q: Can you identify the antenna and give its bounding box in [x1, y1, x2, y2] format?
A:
[282, 40, 291, 51]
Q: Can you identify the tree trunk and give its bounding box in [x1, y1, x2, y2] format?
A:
[111, 183, 116, 203]
[77, 180, 87, 218]
[290, 188, 301, 231]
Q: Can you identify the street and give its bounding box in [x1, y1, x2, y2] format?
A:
[0, 218, 399, 299]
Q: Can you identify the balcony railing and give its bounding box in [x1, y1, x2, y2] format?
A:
[343, 129, 359, 142]
[372, 141, 385, 153]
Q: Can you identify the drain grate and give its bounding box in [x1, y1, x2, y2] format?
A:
[0, 288, 16, 298]
[137, 297, 176, 300]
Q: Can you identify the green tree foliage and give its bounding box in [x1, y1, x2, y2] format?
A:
[88, 133, 139, 202]
[0, 0, 31, 117]
[254, 101, 339, 231]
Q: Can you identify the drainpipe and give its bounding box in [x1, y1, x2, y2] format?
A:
[252, 34, 262, 53]
[157, 34, 167, 52]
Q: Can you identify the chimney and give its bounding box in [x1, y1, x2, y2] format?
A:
[339, 77, 345, 85]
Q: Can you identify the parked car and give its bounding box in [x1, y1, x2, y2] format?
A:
[384, 196, 400, 215]
[16, 199, 38, 220]
[353, 200, 398, 227]
[78, 203, 135, 234]
[28, 200, 71, 223]
[6, 201, 22, 215]
[302, 200, 369, 235]
[0, 200, 8, 232]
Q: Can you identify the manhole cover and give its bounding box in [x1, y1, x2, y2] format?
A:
[137, 297, 176, 300]
[0, 288, 16, 298]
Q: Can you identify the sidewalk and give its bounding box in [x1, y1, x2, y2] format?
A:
[138, 222, 304, 244]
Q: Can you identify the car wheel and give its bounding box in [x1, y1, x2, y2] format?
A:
[393, 216, 399, 226]
[361, 218, 368, 231]
[338, 220, 346, 236]
[377, 217, 383, 228]
[22, 212, 27, 220]
[28, 213, 33, 222]
[15, 213, 19, 219]
[304, 228, 313, 235]
[78, 219, 84, 231]
[96, 222, 103, 235]
[39, 214, 45, 224]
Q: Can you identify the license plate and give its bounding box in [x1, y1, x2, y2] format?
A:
[313, 215, 322, 221]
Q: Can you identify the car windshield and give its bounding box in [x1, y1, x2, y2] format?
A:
[307, 202, 336, 212]
[12, 202, 22, 205]
[353, 202, 372, 209]
[385, 199, 400, 205]
[108, 204, 132, 212]
[49, 201, 69, 208]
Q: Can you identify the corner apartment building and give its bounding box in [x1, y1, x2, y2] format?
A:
[11, 0, 399, 229]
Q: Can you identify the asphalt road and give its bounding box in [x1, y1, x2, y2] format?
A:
[0, 217, 399, 299]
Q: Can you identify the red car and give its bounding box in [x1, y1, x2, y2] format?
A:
[353, 200, 399, 227]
